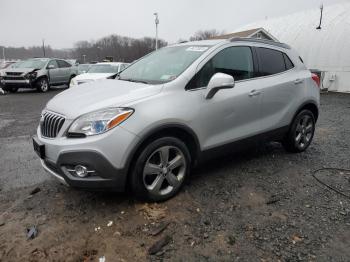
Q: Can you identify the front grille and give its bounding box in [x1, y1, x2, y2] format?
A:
[3, 76, 25, 80]
[40, 111, 65, 138]
[6, 72, 22, 76]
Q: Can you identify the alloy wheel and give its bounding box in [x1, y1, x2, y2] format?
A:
[295, 115, 314, 149]
[143, 146, 186, 197]
[40, 79, 48, 92]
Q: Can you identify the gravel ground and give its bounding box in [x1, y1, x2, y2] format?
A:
[0, 90, 349, 261]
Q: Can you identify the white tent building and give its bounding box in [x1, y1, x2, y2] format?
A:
[231, 2, 350, 93]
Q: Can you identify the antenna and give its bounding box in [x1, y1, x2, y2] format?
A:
[316, 4, 324, 30]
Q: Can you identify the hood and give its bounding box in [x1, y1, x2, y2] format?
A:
[75, 73, 115, 81]
[4, 67, 38, 74]
[46, 79, 163, 119]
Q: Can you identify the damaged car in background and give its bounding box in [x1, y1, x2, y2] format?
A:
[0, 58, 77, 93]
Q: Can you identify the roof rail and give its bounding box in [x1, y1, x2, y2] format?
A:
[229, 37, 291, 49]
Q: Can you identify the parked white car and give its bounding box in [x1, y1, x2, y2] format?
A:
[69, 62, 129, 87]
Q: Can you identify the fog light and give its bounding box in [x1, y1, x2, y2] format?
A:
[74, 165, 88, 178]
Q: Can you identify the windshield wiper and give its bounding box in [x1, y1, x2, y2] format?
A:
[119, 78, 149, 84]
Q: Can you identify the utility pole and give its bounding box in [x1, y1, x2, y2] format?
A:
[42, 39, 46, 57]
[2, 47, 5, 62]
[154, 12, 159, 50]
[316, 4, 324, 30]
[82, 54, 86, 64]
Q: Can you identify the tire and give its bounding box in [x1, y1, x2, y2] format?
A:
[36, 77, 49, 92]
[130, 137, 191, 202]
[282, 109, 316, 153]
[8, 87, 18, 93]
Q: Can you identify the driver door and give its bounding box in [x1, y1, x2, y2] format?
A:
[188, 46, 263, 150]
[47, 60, 60, 84]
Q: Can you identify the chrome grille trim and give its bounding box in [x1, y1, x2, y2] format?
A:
[40, 111, 65, 138]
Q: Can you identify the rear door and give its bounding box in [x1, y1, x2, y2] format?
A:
[57, 60, 72, 84]
[187, 46, 263, 150]
[47, 60, 60, 84]
[255, 47, 301, 132]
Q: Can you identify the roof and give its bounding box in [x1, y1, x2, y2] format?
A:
[174, 39, 225, 46]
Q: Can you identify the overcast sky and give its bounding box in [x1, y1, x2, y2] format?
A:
[0, 0, 346, 49]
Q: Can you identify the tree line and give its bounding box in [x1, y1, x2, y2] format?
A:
[1, 29, 223, 63]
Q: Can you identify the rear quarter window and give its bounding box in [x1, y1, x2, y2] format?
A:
[257, 47, 286, 76]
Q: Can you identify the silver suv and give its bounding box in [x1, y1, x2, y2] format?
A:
[1, 58, 77, 93]
[33, 38, 320, 201]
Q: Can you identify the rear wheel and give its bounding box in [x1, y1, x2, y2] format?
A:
[36, 78, 49, 92]
[130, 137, 191, 202]
[283, 109, 315, 153]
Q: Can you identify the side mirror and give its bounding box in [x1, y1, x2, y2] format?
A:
[205, 73, 235, 99]
[47, 64, 55, 70]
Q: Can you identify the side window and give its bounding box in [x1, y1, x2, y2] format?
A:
[47, 60, 58, 69]
[186, 46, 255, 90]
[283, 53, 294, 70]
[257, 48, 286, 76]
[57, 60, 72, 68]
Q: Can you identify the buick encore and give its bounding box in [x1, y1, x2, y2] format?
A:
[33, 38, 320, 201]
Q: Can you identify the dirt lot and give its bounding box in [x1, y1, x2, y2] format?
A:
[0, 89, 350, 261]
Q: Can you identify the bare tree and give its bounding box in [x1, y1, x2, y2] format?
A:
[73, 34, 167, 63]
[189, 29, 224, 41]
[2, 34, 167, 62]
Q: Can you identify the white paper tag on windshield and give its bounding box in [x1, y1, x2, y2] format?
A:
[186, 46, 209, 52]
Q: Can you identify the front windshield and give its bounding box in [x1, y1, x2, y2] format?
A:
[118, 45, 211, 84]
[17, 59, 48, 69]
[11, 61, 24, 68]
[88, 64, 120, 73]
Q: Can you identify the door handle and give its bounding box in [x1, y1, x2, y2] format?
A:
[249, 90, 261, 97]
[294, 79, 304, 84]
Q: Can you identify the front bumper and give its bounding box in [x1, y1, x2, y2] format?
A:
[40, 150, 128, 191]
[1, 79, 33, 88]
[34, 125, 140, 191]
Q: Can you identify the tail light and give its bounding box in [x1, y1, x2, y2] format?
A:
[311, 73, 320, 88]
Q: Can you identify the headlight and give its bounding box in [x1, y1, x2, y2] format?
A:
[68, 107, 134, 137]
[26, 71, 37, 79]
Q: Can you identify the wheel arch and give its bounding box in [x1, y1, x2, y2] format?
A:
[34, 75, 49, 85]
[292, 101, 319, 124]
[124, 123, 201, 186]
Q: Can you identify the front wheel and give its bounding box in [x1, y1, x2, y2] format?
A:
[36, 78, 49, 93]
[8, 87, 19, 93]
[282, 109, 316, 153]
[130, 137, 191, 202]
